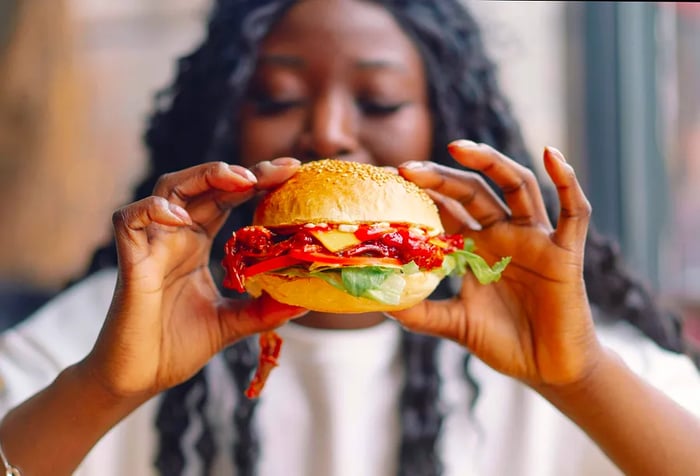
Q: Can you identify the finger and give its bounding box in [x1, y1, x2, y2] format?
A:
[150, 162, 257, 237]
[447, 140, 549, 226]
[217, 293, 309, 345]
[161, 158, 301, 237]
[398, 160, 508, 228]
[154, 161, 258, 207]
[250, 157, 303, 190]
[112, 196, 192, 260]
[543, 147, 592, 250]
[191, 158, 303, 236]
[424, 189, 482, 235]
[387, 297, 467, 342]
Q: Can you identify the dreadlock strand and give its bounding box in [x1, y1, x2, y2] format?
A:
[224, 339, 262, 476]
[155, 370, 215, 475]
[584, 229, 684, 352]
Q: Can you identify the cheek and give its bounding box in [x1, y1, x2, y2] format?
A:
[238, 112, 302, 167]
[362, 107, 433, 167]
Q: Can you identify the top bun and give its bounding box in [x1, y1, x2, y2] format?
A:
[253, 159, 444, 232]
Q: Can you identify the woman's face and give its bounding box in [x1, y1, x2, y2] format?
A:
[238, 0, 432, 168]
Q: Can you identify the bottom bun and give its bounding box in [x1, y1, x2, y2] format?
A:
[245, 272, 442, 313]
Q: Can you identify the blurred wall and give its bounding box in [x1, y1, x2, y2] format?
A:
[0, 0, 210, 292]
[0, 0, 95, 290]
[468, 1, 570, 170]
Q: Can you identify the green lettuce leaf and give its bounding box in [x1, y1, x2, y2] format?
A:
[341, 267, 395, 297]
[362, 273, 406, 305]
[440, 240, 510, 284]
[401, 260, 420, 275]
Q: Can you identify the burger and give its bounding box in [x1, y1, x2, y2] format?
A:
[222, 159, 509, 313]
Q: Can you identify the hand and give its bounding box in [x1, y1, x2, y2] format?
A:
[82, 159, 307, 399]
[390, 141, 603, 387]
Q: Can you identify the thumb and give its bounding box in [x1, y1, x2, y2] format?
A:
[387, 298, 467, 342]
[217, 293, 308, 345]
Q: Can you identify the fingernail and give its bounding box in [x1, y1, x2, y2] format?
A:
[168, 203, 192, 224]
[401, 161, 425, 170]
[546, 146, 567, 163]
[241, 168, 258, 182]
[230, 165, 258, 183]
[270, 157, 301, 166]
[448, 139, 479, 151]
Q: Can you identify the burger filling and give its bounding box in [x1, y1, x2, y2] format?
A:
[222, 223, 510, 305]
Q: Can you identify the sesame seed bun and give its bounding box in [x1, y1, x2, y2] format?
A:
[253, 159, 444, 232]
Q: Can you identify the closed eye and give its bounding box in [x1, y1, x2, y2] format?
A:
[252, 96, 307, 116]
[357, 99, 408, 117]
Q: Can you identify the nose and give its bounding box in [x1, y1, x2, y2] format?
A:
[297, 90, 359, 161]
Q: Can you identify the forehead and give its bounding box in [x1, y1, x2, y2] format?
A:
[259, 0, 423, 71]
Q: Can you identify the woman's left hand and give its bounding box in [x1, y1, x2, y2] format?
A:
[389, 140, 603, 388]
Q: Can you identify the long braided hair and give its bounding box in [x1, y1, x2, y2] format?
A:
[84, 0, 685, 474]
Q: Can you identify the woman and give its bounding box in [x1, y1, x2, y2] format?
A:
[1, 1, 699, 475]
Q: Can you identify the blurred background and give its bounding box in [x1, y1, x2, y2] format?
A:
[0, 1, 699, 360]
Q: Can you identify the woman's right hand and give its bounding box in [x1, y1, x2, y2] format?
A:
[80, 158, 306, 400]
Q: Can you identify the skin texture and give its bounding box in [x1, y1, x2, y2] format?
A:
[1, 1, 700, 475]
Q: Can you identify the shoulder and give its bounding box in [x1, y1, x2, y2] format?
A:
[0, 269, 118, 412]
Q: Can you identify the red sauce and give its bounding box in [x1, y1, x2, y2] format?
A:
[222, 223, 464, 292]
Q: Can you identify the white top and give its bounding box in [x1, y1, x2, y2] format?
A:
[1, 269, 699, 476]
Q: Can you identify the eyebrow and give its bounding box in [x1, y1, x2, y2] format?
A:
[355, 59, 407, 72]
[258, 54, 406, 72]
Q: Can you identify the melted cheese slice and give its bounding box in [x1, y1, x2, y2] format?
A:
[429, 237, 448, 248]
[310, 229, 362, 252]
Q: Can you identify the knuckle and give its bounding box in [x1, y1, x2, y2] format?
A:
[456, 187, 478, 205]
[502, 178, 527, 194]
[563, 163, 577, 178]
[476, 141, 494, 153]
[516, 167, 538, 190]
[111, 207, 127, 227]
[565, 200, 592, 219]
[479, 143, 502, 162]
[480, 143, 511, 165]
[522, 168, 537, 183]
[153, 173, 174, 194]
[580, 199, 593, 217]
